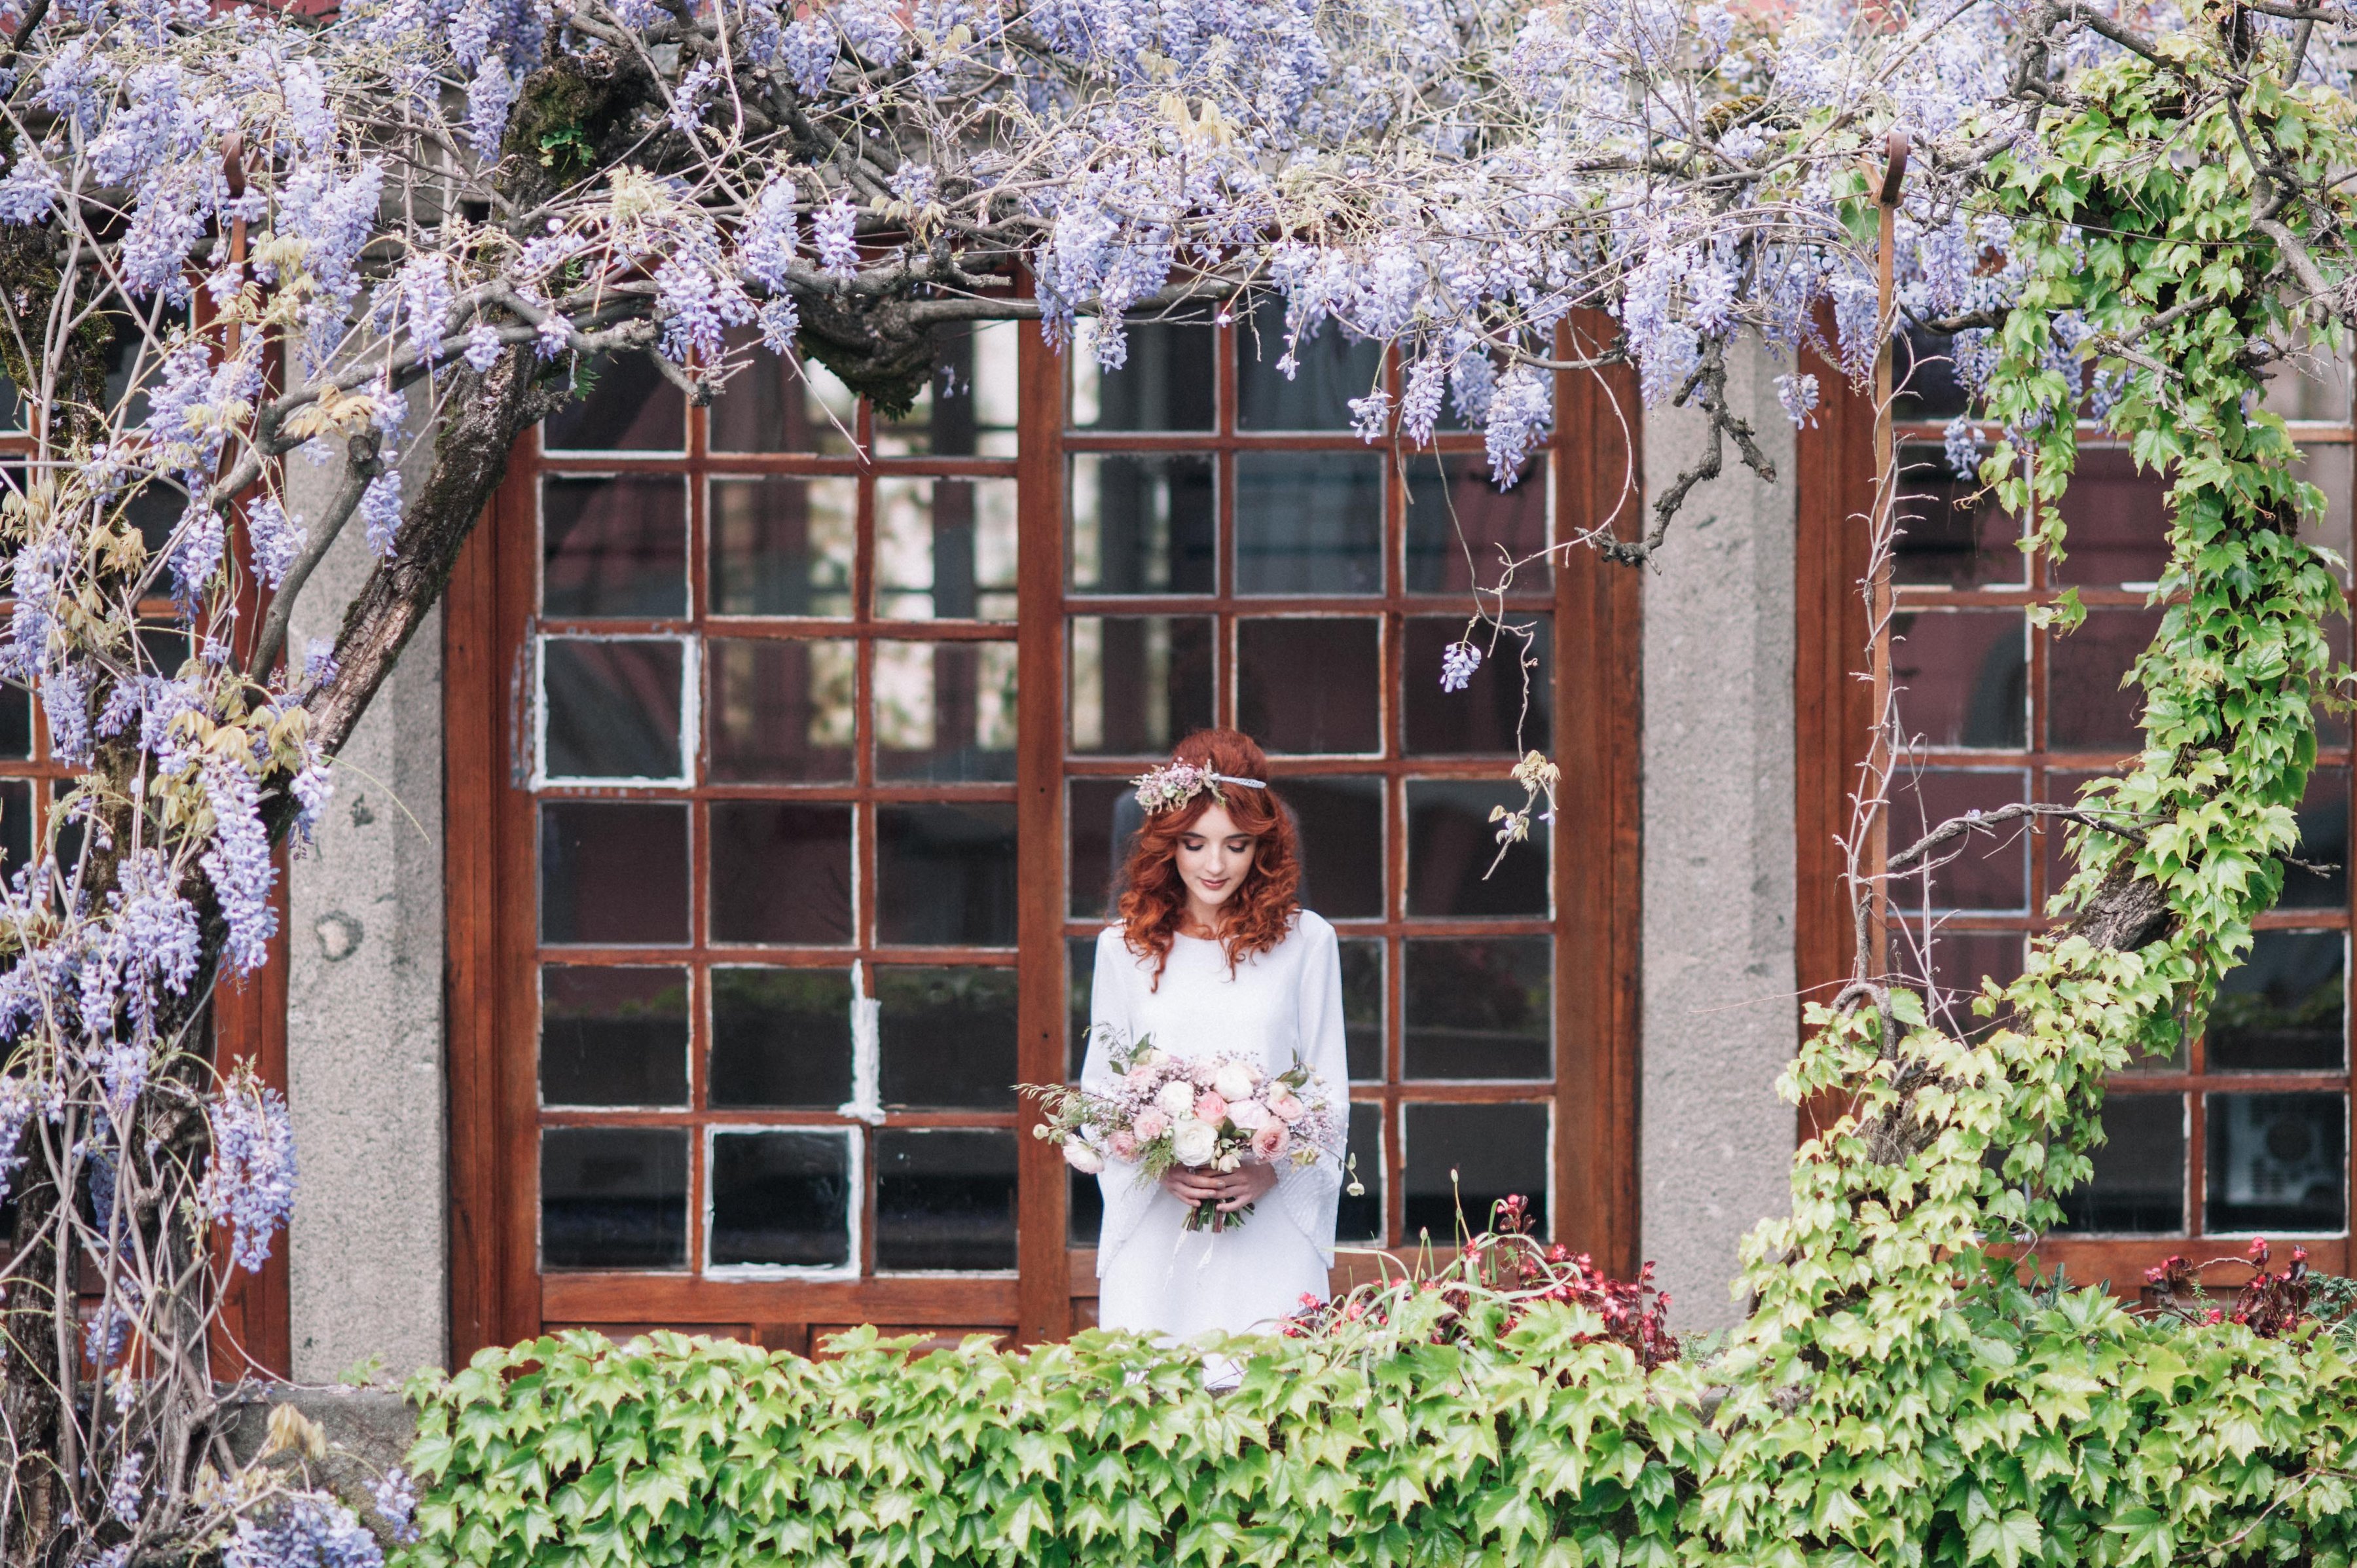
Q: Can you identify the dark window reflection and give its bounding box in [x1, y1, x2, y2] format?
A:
[539, 965, 689, 1106]
[877, 1129, 1018, 1270]
[876, 966, 1019, 1108]
[1068, 616, 1215, 755]
[2208, 931, 2345, 1072]
[122, 480, 185, 562]
[708, 331, 858, 454]
[1338, 1102, 1384, 1243]
[709, 803, 852, 945]
[2053, 1093, 2183, 1234]
[2284, 766, 2348, 910]
[2049, 610, 2161, 753]
[1891, 610, 2026, 748]
[1285, 776, 1384, 921]
[542, 476, 687, 617]
[1405, 938, 1550, 1080]
[1406, 780, 1548, 917]
[1068, 778, 1135, 921]
[708, 1129, 854, 1269]
[1237, 619, 1381, 753]
[1236, 299, 1384, 431]
[1069, 1167, 1103, 1246]
[1404, 617, 1552, 756]
[1903, 929, 2022, 1039]
[1891, 331, 1970, 422]
[541, 638, 683, 781]
[1070, 314, 1216, 431]
[1405, 454, 1551, 593]
[0, 684, 33, 759]
[540, 802, 689, 945]
[878, 805, 1017, 946]
[2206, 1093, 2345, 1233]
[1895, 445, 2022, 588]
[1067, 935, 1096, 1078]
[1235, 452, 1383, 594]
[1340, 938, 1384, 1082]
[0, 779, 28, 881]
[710, 966, 854, 1108]
[543, 352, 685, 452]
[541, 1127, 687, 1269]
[875, 321, 1021, 456]
[708, 475, 854, 615]
[2054, 448, 2171, 587]
[707, 638, 854, 783]
[1067, 454, 1215, 593]
[875, 641, 1019, 782]
[1404, 1102, 1547, 1242]
[876, 477, 1019, 621]
[1893, 769, 2030, 913]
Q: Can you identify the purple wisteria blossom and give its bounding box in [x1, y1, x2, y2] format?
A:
[1440, 640, 1482, 693]
[246, 498, 306, 589]
[201, 1070, 298, 1275]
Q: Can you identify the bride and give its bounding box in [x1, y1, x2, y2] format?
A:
[1083, 729, 1349, 1338]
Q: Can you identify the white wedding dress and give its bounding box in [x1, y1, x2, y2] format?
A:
[1085, 911, 1349, 1339]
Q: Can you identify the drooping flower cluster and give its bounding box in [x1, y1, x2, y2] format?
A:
[199, 1067, 299, 1274]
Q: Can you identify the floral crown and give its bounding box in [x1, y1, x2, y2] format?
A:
[1131, 760, 1267, 814]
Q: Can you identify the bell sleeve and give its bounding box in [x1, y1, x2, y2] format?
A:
[1084, 928, 1160, 1278]
[1269, 916, 1350, 1266]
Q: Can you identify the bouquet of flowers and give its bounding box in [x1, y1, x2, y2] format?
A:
[1023, 1027, 1343, 1233]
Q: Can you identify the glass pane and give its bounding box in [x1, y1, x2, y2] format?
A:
[543, 352, 685, 452]
[539, 965, 689, 1107]
[1287, 775, 1384, 921]
[124, 480, 183, 560]
[2053, 1093, 2183, 1234]
[0, 684, 31, 757]
[1069, 778, 1135, 921]
[1404, 937, 1550, 1080]
[2049, 610, 2161, 753]
[0, 779, 29, 879]
[1404, 1103, 1548, 1242]
[707, 638, 855, 783]
[2320, 611, 2352, 748]
[2285, 765, 2348, 909]
[1069, 1167, 1103, 1246]
[48, 778, 81, 871]
[708, 1129, 855, 1270]
[2263, 344, 2352, 422]
[541, 638, 684, 782]
[1406, 780, 1549, 917]
[876, 1129, 1019, 1270]
[875, 642, 1019, 780]
[708, 476, 855, 617]
[710, 966, 854, 1108]
[877, 805, 1018, 946]
[1404, 454, 1551, 593]
[2296, 441, 2351, 588]
[1337, 1102, 1383, 1243]
[2209, 931, 2345, 1072]
[1892, 769, 2030, 913]
[541, 1127, 687, 1269]
[1902, 930, 2022, 1038]
[1891, 330, 1969, 422]
[875, 322, 1021, 456]
[1340, 938, 1383, 1082]
[1404, 617, 1553, 757]
[876, 966, 1019, 1108]
[877, 478, 1018, 621]
[1069, 315, 1216, 431]
[541, 476, 687, 618]
[1237, 300, 1384, 431]
[1068, 935, 1096, 1078]
[1895, 444, 2023, 588]
[1237, 619, 1381, 754]
[1067, 454, 1215, 593]
[1067, 615, 1215, 755]
[710, 334, 859, 454]
[1890, 610, 2026, 749]
[541, 802, 689, 945]
[709, 803, 852, 944]
[1234, 452, 1383, 595]
[2055, 449, 2170, 587]
[2206, 1093, 2347, 1233]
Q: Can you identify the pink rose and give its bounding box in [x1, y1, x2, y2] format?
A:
[1226, 1099, 1271, 1131]
[1188, 1058, 1220, 1088]
[1108, 1130, 1139, 1161]
[1132, 1109, 1169, 1142]
[1194, 1091, 1228, 1123]
[1267, 1091, 1306, 1123]
[1126, 1063, 1157, 1085]
[1251, 1121, 1290, 1160]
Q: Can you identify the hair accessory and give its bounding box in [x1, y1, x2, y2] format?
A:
[1131, 761, 1266, 814]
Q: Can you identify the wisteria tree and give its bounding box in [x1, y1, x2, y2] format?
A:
[1, 0, 2354, 1555]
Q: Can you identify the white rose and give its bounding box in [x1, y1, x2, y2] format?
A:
[1226, 1099, 1271, 1131]
[1171, 1119, 1219, 1167]
[1211, 1063, 1256, 1102]
[1061, 1140, 1105, 1175]
[1156, 1080, 1197, 1118]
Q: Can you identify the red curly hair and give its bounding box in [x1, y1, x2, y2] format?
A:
[1116, 729, 1301, 987]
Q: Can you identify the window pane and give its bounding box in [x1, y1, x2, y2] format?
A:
[0, 684, 31, 757]
[1069, 1167, 1103, 1246]
[1235, 452, 1383, 595]
[2049, 610, 2161, 753]
[708, 476, 854, 617]
[876, 965, 1019, 1108]
[709, 803, 852, 945]
[539, 965, 689, 1107]
[707, 638, 854, 783]
[1891, 331, 1969, 422]
[1404, 1103, 1548, 1242]
[2054, 448, 2170, 587]
[1338, 1103, 1383, 1243]
[1287, 775, 1384, 921]
[1405, 454, 1551, 593]
[878, 805, 1018, 946]
[543, 352, 684, 452]
[875, 642, 1019, 782]
[541, 1127, 687, 1269]
[1404, 937, 1550, 1080]
[1404, 616, 1552, 756]
[710, 335, 858, 454]
[1406, 780, 1549, 917]
[1238, 619, 1381, 754]
[1068, 935, 1096, 1078]
[875, 322, 1021, 456]
[1890, 610, 2026, 749]
[877, 478, 1018, 621]
[1904, 930, 2022, 1038]
[2206, 1093, 2347, 1233]
[2285, 765, 2348, 909]
[2209, 932, 2345, 1072]
[708, 1129, 855, 1270]
[542, 477, 688, 617]
[541, 803, 688, 945]
[1893, 769, 2030, 913]
[2053, 1093, 2183, 1234]
[710, 966, 854, 1108]
[1237, 300, 1384, 431]
[1340, 938, 1384, 1082]
[877, 1129, 1019, 1270]
[541, 638, 684, 782]
[1070, 316, 1217, 431]
[1894, 445, 2024, 588]
[1067, 454, 1215, 593]
[1068, 615, 1215, 755]
[1069, 778, 1135, 921]
[0, 779, 28, 879]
